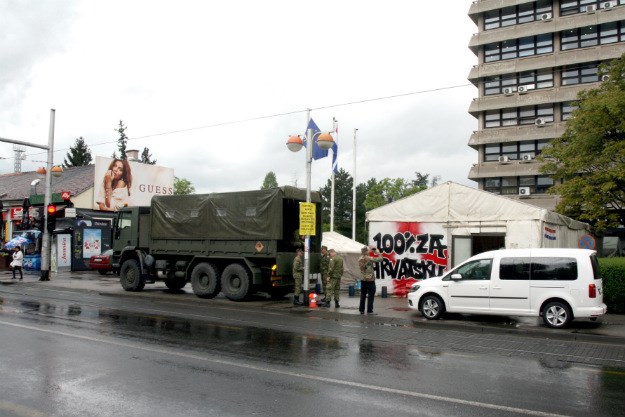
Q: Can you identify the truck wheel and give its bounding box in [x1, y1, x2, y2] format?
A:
[165, 277, 187, 291]
[542, 301, 571, 328]
[221, 263, 251, 301]
[191, 263, 221, 298]
[120, 259, 145, 292]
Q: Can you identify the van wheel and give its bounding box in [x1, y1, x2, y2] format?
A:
[221, 263, 251, 301]
[191, 263, 221, 298]
[120, 259, 145, 292]
[420, 295, 444, 320]
[542, 302, 571, 328]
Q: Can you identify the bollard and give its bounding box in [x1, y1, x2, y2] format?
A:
[348, 285, 355, 297]
[381, 286, 388, 298]
[308, 292, 318, 308]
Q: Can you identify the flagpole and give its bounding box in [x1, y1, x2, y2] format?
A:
[352, 128, 358, 241]
[330, 117, 338, 232]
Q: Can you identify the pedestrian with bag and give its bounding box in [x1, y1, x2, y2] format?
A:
[358, 246, 383, 315]
[11, 246, 24, 281]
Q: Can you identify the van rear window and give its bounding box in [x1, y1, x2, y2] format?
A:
[499, 257, 578, 280]
[530, 257, 577, 281]
[590, 255, 601, 280]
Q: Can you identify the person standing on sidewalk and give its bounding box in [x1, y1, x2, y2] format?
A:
[323, 249, 343, 308]
[358, 246, 383, 315]
[11, 246, 24, 280]
[319, 246, 330, 304]
[292, 249, 304, 305]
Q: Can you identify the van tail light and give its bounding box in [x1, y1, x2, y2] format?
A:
[588, 283, 597, 298]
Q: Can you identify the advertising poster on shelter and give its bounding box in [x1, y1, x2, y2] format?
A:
[83, 229, 101, 259]
[369, 222, 449, 296]
[93, 156, 175, 211]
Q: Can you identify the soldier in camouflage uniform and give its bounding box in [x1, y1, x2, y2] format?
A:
[319, 246, 330, 304]
[292, 249, 304, 305]
[324, 249, 343, 308]
[359, 246, 383, 314]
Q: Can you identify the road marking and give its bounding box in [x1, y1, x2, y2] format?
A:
[0, 319, 569, 417]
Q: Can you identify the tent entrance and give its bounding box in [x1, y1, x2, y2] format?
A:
[452, 234, 505, 267]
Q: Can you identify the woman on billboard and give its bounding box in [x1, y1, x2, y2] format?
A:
[96, 159, 133, 211]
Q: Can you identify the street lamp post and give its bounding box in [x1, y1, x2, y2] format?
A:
[286, 111, 334, 306]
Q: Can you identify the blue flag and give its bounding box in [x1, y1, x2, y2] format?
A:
[304, 118, 329, 160]
[331, 141, 338, 174]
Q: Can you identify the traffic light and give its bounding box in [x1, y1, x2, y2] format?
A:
[46, 204, 57, 234]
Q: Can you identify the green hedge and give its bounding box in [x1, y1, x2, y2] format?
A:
[598, 258, 625, 314]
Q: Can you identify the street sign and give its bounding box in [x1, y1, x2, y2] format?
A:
[61, 191, 71, 200]
[65, 207, 77, 218]
[299, 202, 316, 236]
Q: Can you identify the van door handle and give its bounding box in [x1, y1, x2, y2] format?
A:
[479, 286, 488, 290]
[492, 286, 502, 290]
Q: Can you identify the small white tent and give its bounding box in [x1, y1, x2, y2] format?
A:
[366, 182, 591, 293]
[322, 231, 364, 288]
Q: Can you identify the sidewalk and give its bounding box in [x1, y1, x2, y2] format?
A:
[2, 270, 624, 344]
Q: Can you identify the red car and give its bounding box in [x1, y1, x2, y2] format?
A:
[88, 249, 114, 275]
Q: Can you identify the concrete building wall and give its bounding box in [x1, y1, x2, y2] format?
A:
[467, 0, 625, 210]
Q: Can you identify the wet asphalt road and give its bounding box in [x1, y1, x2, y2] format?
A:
[0, 284, 624, 417]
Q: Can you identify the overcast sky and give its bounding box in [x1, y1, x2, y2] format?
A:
[0, 0, 477, 194]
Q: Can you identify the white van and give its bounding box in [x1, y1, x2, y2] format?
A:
[407, 248, 607, 328]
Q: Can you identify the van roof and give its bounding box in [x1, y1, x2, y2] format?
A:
[472, 248, 596, 258]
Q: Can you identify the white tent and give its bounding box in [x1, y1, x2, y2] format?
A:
[366, 182, 590, 287]
[322, 231, 364, 288]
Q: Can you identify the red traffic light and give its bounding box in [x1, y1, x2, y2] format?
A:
[47, 204, 57, 215]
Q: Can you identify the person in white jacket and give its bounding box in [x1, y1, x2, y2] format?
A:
[12, 246, 23, 280]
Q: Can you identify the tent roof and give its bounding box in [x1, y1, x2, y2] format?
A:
[322, 231, 364, 253]
[366, 181, 588, 230]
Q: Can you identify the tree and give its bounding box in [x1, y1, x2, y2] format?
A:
[112, 120, 128, 160]
[174, 177, 195, 195]
[319, 169, 353, 237]
[141, 147, 157, 165]
[63, 137, 92, 167]
[364, 172, 431, 211]
[261, 171, 278, 189]
[540, 54, 625, 232]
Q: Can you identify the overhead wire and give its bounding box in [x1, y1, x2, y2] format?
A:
[12, 83, 474, 161]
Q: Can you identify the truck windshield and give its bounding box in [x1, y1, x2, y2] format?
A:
[118, 212, 132, 229]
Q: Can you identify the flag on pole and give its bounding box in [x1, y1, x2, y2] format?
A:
[331, 123, 338, 174]
[303, 118, 329, 160]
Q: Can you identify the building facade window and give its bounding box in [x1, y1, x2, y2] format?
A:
[484, 140, 550, 161]
[484, 1, 553, 30]
[561, 101, 578, 120]
[561, 21, 625, 50]
[484, 69, 554, 95]
[484, 105, 554, 128]
[561, 0, 625, 16]
[484, 34, 553, 62]
[483, 175, 555, 194]
[561, 62, 600, 85]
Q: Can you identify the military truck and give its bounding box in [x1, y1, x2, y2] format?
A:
[111, 186, 322, 300]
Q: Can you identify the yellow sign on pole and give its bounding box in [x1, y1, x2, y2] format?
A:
[299, 202, 316, 236]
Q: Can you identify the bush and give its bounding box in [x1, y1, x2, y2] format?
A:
[598, 258, 625, 314]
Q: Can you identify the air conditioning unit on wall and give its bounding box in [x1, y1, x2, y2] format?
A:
[540, 12, 553, 21]
[586, 4, 597, 12]
[498, 155, 510, 163]
[535, 118, 547, 126]
[519, 187, 531, 196]
[503, 87, 514, 96]
[602, 1, 616, 10]
[521, 154, 534, 162]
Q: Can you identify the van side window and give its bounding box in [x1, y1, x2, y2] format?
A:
[500, 257, 530, 280]
[531, 257, 577, 281]
[457, 259, 492, 280]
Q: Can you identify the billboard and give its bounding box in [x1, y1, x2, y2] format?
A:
[93, 156, 174, 211]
